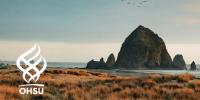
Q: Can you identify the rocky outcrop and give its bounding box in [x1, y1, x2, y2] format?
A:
[190, 61, 197, 70]
[172, 54, 186, 70]
[106, 53, 115, 67]
[0, 62, 8, 69]
[86, 54, 115, 69]
[0, 63, 6, 67]
[86, 58, 106, 69]
[115, 25, 173, 69]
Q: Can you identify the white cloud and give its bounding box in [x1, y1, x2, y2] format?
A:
[176, 16, 200, 25]
[0, 41, 121, 62]
[183, 3, 200, 13]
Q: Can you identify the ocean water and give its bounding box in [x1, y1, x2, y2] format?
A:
[3, 61, 200, 77]
[47, 62, 87, 68]
[4, 61, 87, 68]
[86, 69, 200, 77]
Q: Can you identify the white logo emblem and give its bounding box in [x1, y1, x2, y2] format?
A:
[16, 44, 47, 83]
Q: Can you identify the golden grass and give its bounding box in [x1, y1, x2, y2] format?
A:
[0, 85, 19, 100]
[0, 67, 200, 100]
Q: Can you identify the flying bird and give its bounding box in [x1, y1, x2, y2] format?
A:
[142, 0, 148, 3]
[120, 0, 150, 7]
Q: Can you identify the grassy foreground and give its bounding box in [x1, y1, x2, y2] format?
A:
[0, 66, 200, 100]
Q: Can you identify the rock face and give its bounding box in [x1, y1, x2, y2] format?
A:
[106, 53, 115, 67]
[0, 61, 9, 69]
[172, 54, 186, 70]
[86, 58, 106, 69]
[190, 61, 197, 70]
[115, 25, 173, 69]
[0, 63, 6, 67]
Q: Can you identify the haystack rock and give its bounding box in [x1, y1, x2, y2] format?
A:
[190, 61, 197, 70]
[172, 54, 186, 70]
[106, 53, 115, 67]
[115, 25, 173, 69]
[86, 58, 106, 69]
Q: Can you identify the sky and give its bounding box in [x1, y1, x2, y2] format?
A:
[0, 0, 200, 63]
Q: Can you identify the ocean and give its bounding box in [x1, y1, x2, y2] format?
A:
[2, 61, 200, 77]
[4, 61, 87, 68]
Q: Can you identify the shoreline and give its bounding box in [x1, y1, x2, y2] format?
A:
[2, 64, 200, 77]
[0, 65, 200, 99]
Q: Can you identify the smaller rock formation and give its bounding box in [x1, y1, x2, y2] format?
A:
[190, 61, 197, 70]
[0, 62, 8, 69]
[0, 63, 6, 67]
[106, 53, 115, 67]
[86, 58, 106, 69]
[172, 54, 186, 70]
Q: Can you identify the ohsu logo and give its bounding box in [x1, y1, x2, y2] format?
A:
[16, 44, 47, 94]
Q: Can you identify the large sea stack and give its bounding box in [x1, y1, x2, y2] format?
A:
[115, 25, 173, 69]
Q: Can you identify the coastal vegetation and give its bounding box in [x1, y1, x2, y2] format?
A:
[0, 66, 200, 100]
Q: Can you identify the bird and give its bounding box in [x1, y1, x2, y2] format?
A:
[120, 0, 150, 7]
[142, 0, 148, 3]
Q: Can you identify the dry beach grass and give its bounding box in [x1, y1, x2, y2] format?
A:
[0, 66, 200, 100]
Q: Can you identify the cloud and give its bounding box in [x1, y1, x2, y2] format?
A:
[0, 41, 121, 62]
[183, 3, 200, 13]
[176, 16, 200, 25]
[183, 17, 200, 25]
